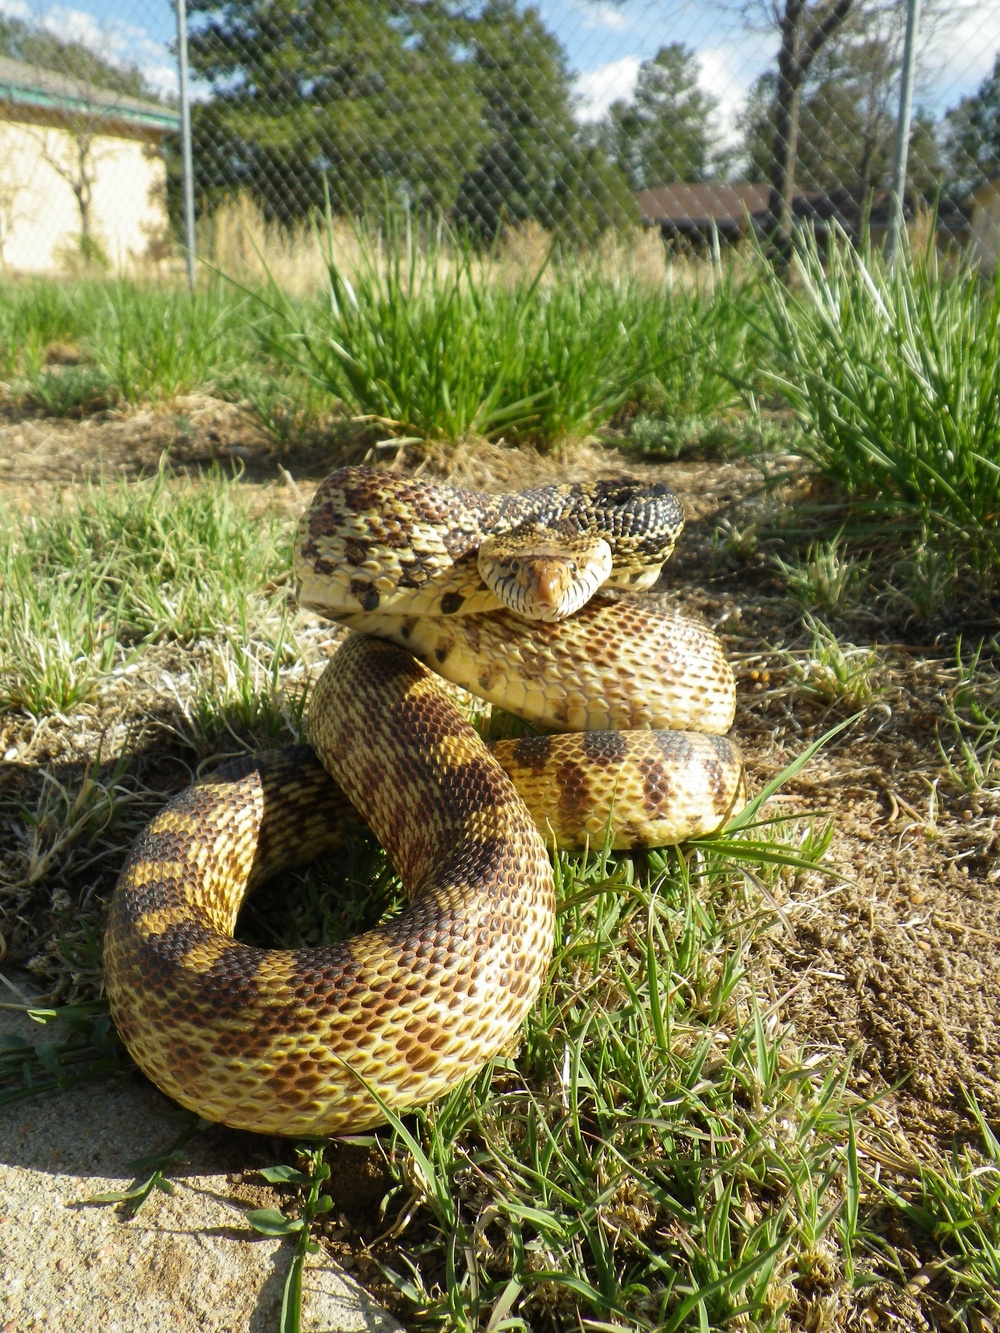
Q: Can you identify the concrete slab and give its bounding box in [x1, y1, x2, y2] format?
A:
[0, 980, 403, 1332]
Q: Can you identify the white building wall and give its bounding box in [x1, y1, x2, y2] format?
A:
[0, 116, 169, 273]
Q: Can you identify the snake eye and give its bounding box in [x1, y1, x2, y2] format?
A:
[510, 560, 520, 574]
[569, 561, 577, 574]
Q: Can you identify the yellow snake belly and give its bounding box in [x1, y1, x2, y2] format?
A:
[104, 469, 744, 1137]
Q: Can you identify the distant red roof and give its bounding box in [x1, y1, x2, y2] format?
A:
[637, 181, 971, 245]
[636, 184, 773, 226]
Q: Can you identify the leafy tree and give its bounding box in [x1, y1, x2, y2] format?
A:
[728, 0, 966, 240]
[453, 0, 634, 241]
[604, 43, 722, 188]
[0, 14, 153, 100]
[188, 0, 482, 222]
[942, 52, 1000, 194]
[738, 10, 944, 207]
[765, 0, 855, 239]
[797, 12, 943, 201]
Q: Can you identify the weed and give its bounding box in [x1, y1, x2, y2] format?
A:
[627, 413, 690, 459]
[90, 1112, 210, 1215]
[773, 536, 870, 616]
[0, 1000, 125, 1108]
[248, 208, 554, 444]
[714, 516, 760, 563]
[783, 616, 886, 708]
[0, 276, 255, 409]
[237, 367, 340, 449]
[91, 279, 249, 405]
[938, 641, 1000, 795]
[877, 1097, 1000, 1324]
[26, 365, 114, 416]
[248, 1144, 336, 1333]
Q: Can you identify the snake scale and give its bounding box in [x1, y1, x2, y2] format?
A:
[105, 467, 745, 1136]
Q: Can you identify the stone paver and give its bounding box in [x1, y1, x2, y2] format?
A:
[0, 986, 402, 1332]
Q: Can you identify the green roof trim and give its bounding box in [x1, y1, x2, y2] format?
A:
[0, 56, 178, 133]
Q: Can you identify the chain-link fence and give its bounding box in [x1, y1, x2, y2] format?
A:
[0, 0, 998, 274]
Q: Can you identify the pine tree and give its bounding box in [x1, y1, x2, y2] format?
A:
[188, 0, 482, 222]
[606, 44, 721, 189]
[453, 0, 634, 240]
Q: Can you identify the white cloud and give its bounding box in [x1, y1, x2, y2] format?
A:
[582, 6, 633, 33]
[921, 2, 1000, 108]
[575, 55, 641, 121]
[9, 3, 177, 100]
[143, 63, 179, 99]
[696, 46, 749, 144]
[41, 5, 104, 49]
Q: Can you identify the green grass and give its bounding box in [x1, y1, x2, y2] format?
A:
[3, 224, 1000, 531]
[938, 641, 1000, 796]
[0, 474, 884, 1330]
[877, 1096, 1000, 1324]
[0, 1000, 125, 1109]
[754, 228, 1000, 576]
[773, 536, 871, 618]
[0, 277, 256, 410]
[0, 245, 760, 451]
[783, 616, 886, 709]
[1, 245, 999, 1330]
[0, 465, 290, 718]
[357, 826, 854, 1331]
[244, 210, 758, 450]
[0, 472, 995, 1331]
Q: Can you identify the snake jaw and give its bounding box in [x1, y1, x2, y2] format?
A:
[477, 532, 614, 621]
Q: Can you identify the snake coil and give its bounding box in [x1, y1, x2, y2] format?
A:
[105, 468, 744, 1136]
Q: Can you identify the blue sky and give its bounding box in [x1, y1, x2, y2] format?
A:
[550, 0, 1000, 134]
[4, 0, 998, 138]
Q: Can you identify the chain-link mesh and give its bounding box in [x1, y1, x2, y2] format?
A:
[0, 0, 998, 271]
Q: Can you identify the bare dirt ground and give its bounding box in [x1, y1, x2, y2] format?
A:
[2, 397, 999, 1325]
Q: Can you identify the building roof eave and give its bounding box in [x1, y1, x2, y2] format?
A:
[0, 55, 178, 133]
[0, 83, 178, 131]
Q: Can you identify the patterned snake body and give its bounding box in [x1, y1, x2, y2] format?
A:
[105, 468, 743, 1136]
[295, 467, 686, 621]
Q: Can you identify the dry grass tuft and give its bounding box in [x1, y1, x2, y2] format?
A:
[197, 194, 349, 295]
[193, 195, 739, 299]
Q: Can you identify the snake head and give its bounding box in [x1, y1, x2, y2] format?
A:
[477, 529, 613, 622]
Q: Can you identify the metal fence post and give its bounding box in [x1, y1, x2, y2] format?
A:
[888, 0, 922, 263]
[176, 0, 197, 289]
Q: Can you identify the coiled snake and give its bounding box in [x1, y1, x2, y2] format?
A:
[105, 467, 744, 1137]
